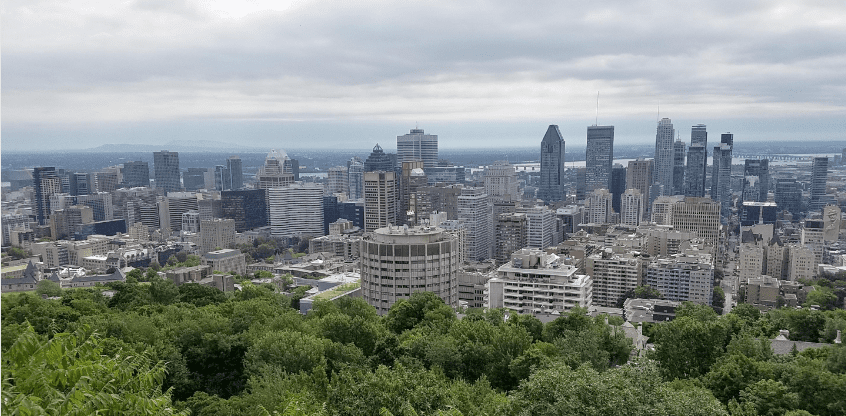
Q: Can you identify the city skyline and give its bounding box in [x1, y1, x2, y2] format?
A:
[2, 1, 845, 151]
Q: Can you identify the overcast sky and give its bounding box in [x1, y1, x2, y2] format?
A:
[2, 0, 844, 151]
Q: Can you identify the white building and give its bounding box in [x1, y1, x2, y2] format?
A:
[484, 161, 519, 201]
[364, 171, 398, 232]
[739, 243, 765, 282]
[587, 188, 614, 224]
[397, 128, 438, 168]
[458, 187, 493, 261]
[181, 211, 201, 234]
[646, 251, 714, 305]
[620, 189, 644, 226]
[200, 218, 236, 254]
[487, 248, 592, 316]
[518, 205, 559, 249]
[788, 244, 816, 281]
[268, 183, 324, 238]
[202, 249, 247, 276]
[585, 251, 642, 307]
[327, 166, 349, 196]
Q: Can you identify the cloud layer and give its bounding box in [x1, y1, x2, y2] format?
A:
[2, 0, 845, 150]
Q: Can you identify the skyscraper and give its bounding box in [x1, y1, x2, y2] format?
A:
[221, 189, 268, 232]
[256, 150, 295, 190]
[397, 128, 438, 168]
[587, 188, 614, 224]
[268, 183, 324, 238]
[810, 157, 829, 211]
[538, 125, 565, 204]
[610, 164, 627, 214]
[673, 139, 686, 195]
[653, 118, 675, 195]
[364, 144, 395, 172]
[327, 166, 349, 196]
[484, 161, 519, 202]
[775, 178, 801, 217]
[347, 157, 364, 200]
[153, 151, 181, 194]
[743, 159, 769, 202]
[626, 159, 653, 216]
[711, 133, 733, 217]
[122, 161, 150, 188]
[620, 189, 644, 226]
[364, 171, 398, 232]
[459, 187, 493, 261]
[227, 156, 243, 190]
[33, 167, 61, 226]
[585, 125, 614, 193]
[685, 125, 707, 197]
[183, 168, 207, 191]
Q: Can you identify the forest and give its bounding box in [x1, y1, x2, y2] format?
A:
[2, 278, 846, 416]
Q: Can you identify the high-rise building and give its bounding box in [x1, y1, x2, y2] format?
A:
[76, 192, 114, 222]
[484, 161, 519, 202]
[122, 161, 150, 188]
[33, 167, 62, 226]
[774, 178, 801, 217]
[743, 159, 770, 202]
[182, 211, 201, 234]
[221, 189, 268, 232]
[364, 144, 395, 172]
[538, 125, 565, 203]
[214, 165, 231, 191]
[810, 157, 829, 211]
[517, 205, 559, 249]
[610, 164, 626, 214]
[200, 218, 236, 254]
[417, 184, 462, 220]
[327, 166, 349, 196]
[364, 171, 398, 232]
[673, 139, 686, 195]
[397, 128, 438, 168]
[256, 150, 295, 190]
[268, 183, 324, 238]
[585, 125, 614, 192]
[685, 146, 707, 197]
[2, 214, 31, 247]
[227, 156, 243, 190]
[69, 172, 95, 196]
[653, 118, 675, 195]
[458, 187, 493, 261]
[153, 151, 181, 194]
[399, 161, 427, 225]
[711, 134, 733, 217]
[671, 197, 721, 249]
[164, 192, 199, 233]
[95, 168, 121, 193]
[360, 225, 458, 314]
[586, 252, 642, 307]
[620, 188, 644, 226]
[182, 168, 207, 191]
[626, 159, 653, 217]
[495, 213, 527, 264]
[347, 157, 365, 200]
[587, 188, 614, 224]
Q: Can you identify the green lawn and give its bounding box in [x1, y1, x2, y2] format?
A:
[312, 282, 360, 301]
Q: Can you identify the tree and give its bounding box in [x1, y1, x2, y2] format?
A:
[35, 279, 62, 297]
[650, 316, 728, 379]
[615, 285, 662, 307]
[150, 278, 180, 304]
[244, 331, 327, 377]
[385, 292, 456, 334]
[805, 287, 838, 310]
[713, 287, 726, 313]
[2, 324, 186, 415]
[7, 246, 29, 260]
[730, 379, 798, 416]
[177, 283, 227, 307]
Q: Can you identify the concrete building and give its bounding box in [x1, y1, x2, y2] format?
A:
[487, 248, 592, 315]
[76, 192, 114, 222]
[484, 161, 519, 202]
[202, 249, 247, 276]
[417, 184, 462, 220]
[495, 213, 527, 264]
[646, 251, 714, 305]
[153, 151, 180, 194]
[164, 192, 199, 233]
[256, 149, 296, 190]
[34, 167, 62, 226]
[309, 233, 362, 260]
[181, 211, 201, 234]
[364, 171, 398, 232]
[620, 189, 644, 226]
[810, 157, 829, 211]
[585, 251, 642, 307]
[801, 219, 825, 267]
[745, 275, 780, 311]
[671, 197, 721, 249]
[327, 166, 349, 196]
[626, 159, 653, 216]
[685, 125, 707, 197]
[739, 242, 765, 282]
[2, 214, 31, 247]
[458, 187, 493, 261]
[182, 168, 207, 191]
[359, 225, 459, 315]
[788, 244, 816, 281]
[585, 125, 614, 192]
[775, 178, 801, 217]
[651, 196, 682, 225]
[823, 205, 841, 243]
[397, 128, 438, 168]
[200, 218, 236, 254]
[653, 118, 675, 196]
[538, 125, 565, 203]
[518, 205, 560, 249]
[439, 219, 468, 265]
[399, 161, 427, 225]
[268, 183, 324, 238]
[587, 188, 614, 224]
[227, 156, 243, 190]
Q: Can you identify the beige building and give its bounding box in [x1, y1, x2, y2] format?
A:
[620, 189, 644, 227]
[585, 251, 642, 307]
[202, 249, 247, 276]
[739, 243, 765, 282]
[587, 188, 614, 224]
[200, 218, 236, 254]
[495, 213, 527, 265]
[670, 197, 721, 250]
[745, 275, 780, 311]
[364, 171, 398, 232]
[788, 244, 816, 281]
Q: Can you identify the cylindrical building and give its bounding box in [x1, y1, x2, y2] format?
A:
[360, 225, 458, 314]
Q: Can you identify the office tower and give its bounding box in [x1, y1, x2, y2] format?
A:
[153, 151, 181, 194]
[2, 214, 30, 247]
[774, 178, 801, 217]
[163, 192, 199, 233]
[214, 165, 231, 191]
[743, 159, 770, 202]
[810, 157, 829, 211]
[268, 183, 324, 238]
[198, 198, 222, 222]
[439, 219, 468, 264]
[495, 213, 527, 264]
[458, 187, 493, 261]
[575, 167, 587, 201]
[646, 251, 714, 305]
[610, 164, 626, 213]
[68, 172, 95, 196]
[587, 188, 614, 224]
[653, 118, 675, 195]
[33, 167, 62, 226]
[327, 166, 349, 196]
[671, 197, 721, 249]
[221, 189, 267, 232]
[338, 200, 365, 230]
[76, 192, 114, 221]
[399, 161, 427, 225]
[182, 168, 207, 191]
[424, 163, 465, 185]
[620, 188, 644, 226]
[50, 205, 94, 240]
[360, 225, 458, 314]
[585, 125, 614, 192]
[417, 184, 462, 220]
[740, 202, 777, 226]
[182, 211, 201, 234]
[364, 144, 395, 172]
[484, 161, 519, 202]
[323, 196, 341, 235]
[122, 161, 150, 188]
[557, 205, 583, 234]
[347, 157, 365, 200]
[626, 159, 653, 217]
[256, 149, 296, 189]
[397, 128, 438, 168]
[711, 133, 733, 217]
[538, 125, 565, 203]
[488, 248, 592, 315]
[227, 156, 243, 189]
[364, 171, 398, 232]
[673, 139, 686, 195]
[517, 205, 559, 249]
[685, 146, 707, 197]
[95, 168, 121, 193]
[200, 218, 236, 254]
[586, 252, 642, 307]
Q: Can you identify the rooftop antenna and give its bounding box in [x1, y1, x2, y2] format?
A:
[595, 91, 599, 126]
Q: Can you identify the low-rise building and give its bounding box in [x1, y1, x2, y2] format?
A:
[201, 249, 247, 276]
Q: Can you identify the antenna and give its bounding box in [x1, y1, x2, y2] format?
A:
[595, 91, 599, 126]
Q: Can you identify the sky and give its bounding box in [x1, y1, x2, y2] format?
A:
[2, 0, 845, 151]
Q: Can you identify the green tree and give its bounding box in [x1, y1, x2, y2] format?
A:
[805, 287, 838, 310]
[730, 379, 798, 416]
[150, 277, 180, 304]
[35, 279, 62, 297]
[2, 324, 186, 415]
[177, 283, 227, 307]
[385, 292, 456, 334]
[245, 330, 327, 377]
[713, 287, 726, 313]
[7, 246, 29, 260]
[651, 316, 728, 379]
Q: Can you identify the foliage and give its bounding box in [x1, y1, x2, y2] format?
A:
[7, 246, 29, 260]
[35, 279, 63, 297]
[615, 284, 663, 307]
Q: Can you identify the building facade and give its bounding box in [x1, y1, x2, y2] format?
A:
[538, 125, 565, 203]
[585, 125, 614, 193]
[153, 151, 181, 194]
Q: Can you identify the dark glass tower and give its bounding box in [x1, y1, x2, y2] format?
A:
[585, 125, 614, 192]
[685, 124, 707, 197]
[33, 167, 60, 226]
[122, 161, 150, 188]
[610, 164, 627, 213]
[228, 156, 243, 190]
[364, 144, 395, 172]
[711, 133, 733, 217]
[809, 157, 829, 211]
[221, 189, 268, 232]
[673, 139, 686, 195]
[153, 150, 181, 194]
[538, 125, 565, 203]
[743, 159, 769, 202]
